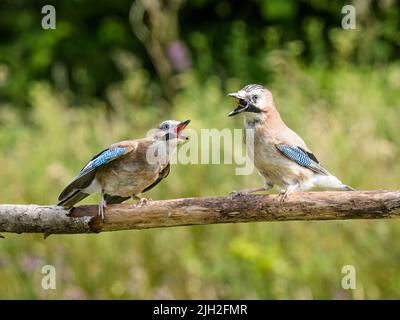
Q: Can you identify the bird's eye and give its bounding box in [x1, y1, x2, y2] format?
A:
[161, 123, 170, 130]
[252, 95, 259, 102]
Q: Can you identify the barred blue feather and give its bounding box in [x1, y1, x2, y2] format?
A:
[79, 147, 129, 176]
[58, 146, 130, 205]
[276, 145, 310, 166]
[276, 144, 329, 175]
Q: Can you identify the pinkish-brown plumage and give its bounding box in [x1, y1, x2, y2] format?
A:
[228, 84, 353, 201]
[58, 119, 190, 219]
[95, 139, 168, 197]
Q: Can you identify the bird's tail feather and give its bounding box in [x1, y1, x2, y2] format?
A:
[58, 171, 96, 201]
[312, 175, 355, 191]
[58, 190, 89, 208]
[342, 185, 356, 191]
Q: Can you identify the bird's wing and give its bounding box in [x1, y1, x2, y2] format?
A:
[58, 146, 132, 202]
[141, 162, 171, 193]
[58, 190, 90, 208]
[275, 144, 329, 175]
[78, 147, 131, 177]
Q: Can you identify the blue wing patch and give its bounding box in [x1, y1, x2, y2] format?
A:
[276, 144, 329, 175]
[58, 146, 130, 202]
[79, 147, 129, 176]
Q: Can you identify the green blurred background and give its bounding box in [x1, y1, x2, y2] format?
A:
[0, 0, 399, 299]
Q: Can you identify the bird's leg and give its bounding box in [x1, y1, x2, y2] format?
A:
[278, 184, 299, 205]
[132, 195, 152, 207]
[98, 190, 106, 221]
[230, 184, 273, 196]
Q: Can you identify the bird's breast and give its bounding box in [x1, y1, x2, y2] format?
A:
[246, 129, 312, 186]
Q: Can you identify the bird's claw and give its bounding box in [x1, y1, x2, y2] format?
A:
[278, 191, 289, 205]
[98, 206, 105, 221]
[230, 190, 248, 197]
[136, 197, 152, 207]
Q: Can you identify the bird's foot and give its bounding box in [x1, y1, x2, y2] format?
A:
[230, 186, 270, 197]
[135, 197, 152, 207]
[278, 185, 298, 205]
[98, 201, 106, 221]
[230, 190, 248, 197]
[98, 205, 105, 221]
[278, 191, 289, 205]
[98, 194, 107, 221]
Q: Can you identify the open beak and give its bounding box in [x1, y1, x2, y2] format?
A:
[227, 93, 249, 116]
[176, 119, 191, 140]
[227, 92, 241, 99]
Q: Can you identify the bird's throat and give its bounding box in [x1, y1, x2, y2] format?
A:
[148, 140, 177, 165]
[244, 112, 267, 129]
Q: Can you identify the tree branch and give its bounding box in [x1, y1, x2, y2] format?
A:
[0, 190, 399, 237]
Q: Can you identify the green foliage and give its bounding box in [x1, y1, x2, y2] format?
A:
[1, 60, 400, 298]
[0, 0, 399, 105]
[0, 0, 400, 299]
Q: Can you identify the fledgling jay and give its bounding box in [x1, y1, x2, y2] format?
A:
[228, 84, 354, 202]
[58, 119, 190, 219]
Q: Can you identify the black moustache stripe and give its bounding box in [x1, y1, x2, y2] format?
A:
[246, 103, 262, 113]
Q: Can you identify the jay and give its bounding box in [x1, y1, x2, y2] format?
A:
[228, 84, 354, 201]
[58, 119, 190, 219]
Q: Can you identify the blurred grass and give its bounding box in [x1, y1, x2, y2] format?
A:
[1, 57, 400, 299]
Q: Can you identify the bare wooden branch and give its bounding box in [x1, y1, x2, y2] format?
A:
[0, 190, 399, 236]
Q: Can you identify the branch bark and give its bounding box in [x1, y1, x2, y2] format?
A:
[0, 190, 399, 237]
